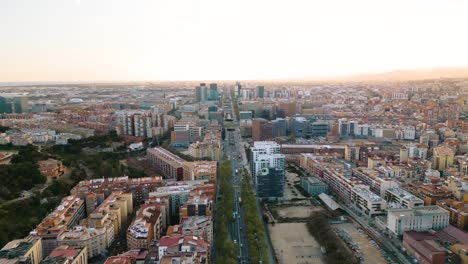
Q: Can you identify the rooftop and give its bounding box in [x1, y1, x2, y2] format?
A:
[386, 187, 424, 202]
[352, 186, 384, 202]
[0, 237, 39, 259]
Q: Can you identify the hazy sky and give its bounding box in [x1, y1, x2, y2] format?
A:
[1, 0, 468, 82]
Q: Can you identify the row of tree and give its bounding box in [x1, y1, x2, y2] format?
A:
[213, 160, 237, 264]
[240, 169, 270, 264]
[306, 211, 359, 264]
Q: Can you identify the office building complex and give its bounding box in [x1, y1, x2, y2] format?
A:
[300, 177, 328, 196]
[0, 93, 28, 114]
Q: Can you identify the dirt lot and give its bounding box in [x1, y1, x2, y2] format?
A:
[269, 223, 324, 264]
[284, 171, 305, 200]
[273, 205, 324, 219]
[121, 156, 159, 176]
[336, 223, 387, 264]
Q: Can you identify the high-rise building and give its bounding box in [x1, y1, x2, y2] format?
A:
[250, 141, 285, 198]
[252, 118, 273, 141]
[239, 111, 253, 120]
[290, 117, 308, 137]
[255, 86, 265, 98]
[116, 111, 154, 138]
[195, 86, 202, 102]
[272, 118, 287, 138]
[0, 93, 29, 113]
[209, 83, 218, 100]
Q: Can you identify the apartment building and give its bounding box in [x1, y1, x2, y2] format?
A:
[116, 111, 153, 138]
[0, 236, 42, 264]
[31, 196, 85, 256]
[436, 197, 468, 230]
[70, 176, 162, 204]
[127, 204, 162, 250]
[187, 131, 222, 161]
[182, 161, 217, 182]
[41, 245, 88, 264]
[179, 196, 213, 220]
[147, 147, 186, 180]
[87, 191, 133, 234]
[432, 145, 455, 170]
[180, 216, 213, 243]
[158, 235, 209, 262]
[57, 225, 113, 259]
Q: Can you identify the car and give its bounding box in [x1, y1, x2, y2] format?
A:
[234, 239, 237, 244]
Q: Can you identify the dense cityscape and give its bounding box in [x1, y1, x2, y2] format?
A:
[0, 79, 466, 264]
[2, 0, 468, 263]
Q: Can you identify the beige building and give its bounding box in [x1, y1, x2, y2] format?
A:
[182, 161, 217, 183]
[187, 131, 222, 161]
[57, 225, 113, 259]
[86, 191, 133, 234]
[0, 236, 42, 264]
[58, 191, 132, 258]
[433, 145, 454, 170]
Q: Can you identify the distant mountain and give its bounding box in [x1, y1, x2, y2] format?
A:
[344, 67, 468, 82]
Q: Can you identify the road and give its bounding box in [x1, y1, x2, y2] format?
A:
[223, 91, 250, 263]
[223, 89, 275, 264]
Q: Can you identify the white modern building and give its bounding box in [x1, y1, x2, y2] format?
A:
[250, 141, 285, 198]
[384, 187, 424, 209]
[387, 206, 449, 236]
[351, 186, 387, 217]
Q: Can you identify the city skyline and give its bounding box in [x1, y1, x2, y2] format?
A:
[2, 0, 468, 82]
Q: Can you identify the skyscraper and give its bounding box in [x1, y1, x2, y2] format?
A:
[0, 93, 29, 114]
[195, 86, 202, 102]
[250, 141, 285, 198]
[255, 86, 265, 98]
[209, 83, 218, 100]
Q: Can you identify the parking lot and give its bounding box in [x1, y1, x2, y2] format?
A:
[335, 223, 387, 264]
[269, 223, 324, 264]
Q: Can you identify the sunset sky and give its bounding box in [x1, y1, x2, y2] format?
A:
[1, 0, 468, 82]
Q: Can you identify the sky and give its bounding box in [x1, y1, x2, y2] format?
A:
[1, 0, 468, 82]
